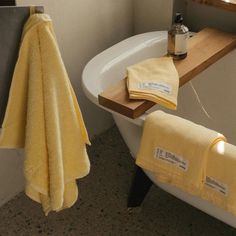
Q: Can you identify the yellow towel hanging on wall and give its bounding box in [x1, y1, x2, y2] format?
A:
[0, 14, 90, 215]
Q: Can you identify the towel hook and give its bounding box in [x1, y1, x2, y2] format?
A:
[30, 6, 36, 15]
[29, 6, 44, 15]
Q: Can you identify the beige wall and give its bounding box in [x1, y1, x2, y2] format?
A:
[133, 0, 189, 34]
[134, 0, 236, 34]
[134, 0, 173, 34]
[185, 0, 236, 33]
[173, 0, 187, 20]
[0, 0, 134, 207]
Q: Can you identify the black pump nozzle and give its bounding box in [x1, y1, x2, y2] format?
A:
[175, 13, 183, 24]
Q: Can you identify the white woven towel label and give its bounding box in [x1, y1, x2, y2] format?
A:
[205, 176, 228, 196]
[139, 82, 172, 94]
[154, 147, 188, 171]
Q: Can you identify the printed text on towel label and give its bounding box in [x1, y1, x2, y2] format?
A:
[155, 147, 188, 171]
[139, 82, 172, 94]
[205, 176, 228, 196]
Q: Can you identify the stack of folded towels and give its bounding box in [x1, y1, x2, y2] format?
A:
[127, 57, 179, 110]
[136, 110, 236, 216]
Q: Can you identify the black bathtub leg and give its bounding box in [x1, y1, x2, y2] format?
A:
[127, 166, 153, 208]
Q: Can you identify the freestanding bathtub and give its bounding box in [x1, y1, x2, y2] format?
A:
[82, 31, 236, 228]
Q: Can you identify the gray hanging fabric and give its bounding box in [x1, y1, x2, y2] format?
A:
[0, 6, 44, 126]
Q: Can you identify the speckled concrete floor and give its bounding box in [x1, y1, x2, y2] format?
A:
[0, 126, 236, 236]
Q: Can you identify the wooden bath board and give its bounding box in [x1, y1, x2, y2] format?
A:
[98, 28, 236, 119]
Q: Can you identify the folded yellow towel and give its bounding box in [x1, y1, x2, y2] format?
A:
[127, 57, 179, 110]
[201, 141, 236, 215]
[0, 14, 90, 215]
[136, 110, 226, 195]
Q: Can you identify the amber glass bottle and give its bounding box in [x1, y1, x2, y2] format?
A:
[168, 13, 189, 60]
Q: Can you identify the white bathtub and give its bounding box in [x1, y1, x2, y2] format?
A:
[82, 31, 236, 228]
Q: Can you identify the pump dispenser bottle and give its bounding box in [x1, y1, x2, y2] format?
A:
[168, 13, 189, 60]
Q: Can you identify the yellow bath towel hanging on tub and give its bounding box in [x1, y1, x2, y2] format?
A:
[136, 110, 226, 195]
[0, 13, 90, 215]
[201, 141, 236, 216]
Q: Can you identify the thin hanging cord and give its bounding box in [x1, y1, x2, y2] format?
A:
[190, 81, 212, 119]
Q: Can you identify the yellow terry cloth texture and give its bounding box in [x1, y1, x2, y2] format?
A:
[136, 110, 226, 195]
[201, 141, 236, 216]
[0, 14, 90, 215]
[127, 57, 179, 110]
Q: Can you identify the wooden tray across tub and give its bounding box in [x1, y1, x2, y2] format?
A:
[98, 28, 236, 119]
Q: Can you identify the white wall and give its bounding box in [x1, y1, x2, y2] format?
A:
[134, 0, 174, 34]
[0, 0, 134, 207]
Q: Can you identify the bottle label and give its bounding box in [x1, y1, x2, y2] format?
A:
[175, 33, 188, 55]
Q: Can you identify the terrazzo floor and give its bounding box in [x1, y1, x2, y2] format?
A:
[0, 126, 236, 236]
